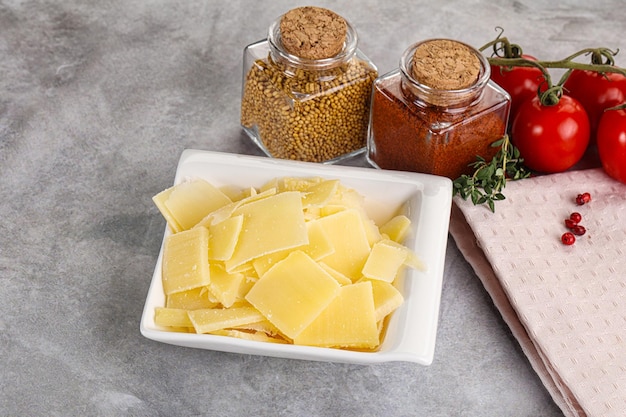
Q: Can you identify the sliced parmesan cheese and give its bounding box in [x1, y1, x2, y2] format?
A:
[252, 218, 335, 276]
[361, 240, 408, 282]
[152, 175, 426, 351]
[152, 187, 182, 232]
[208, 214, 243, 261]
[195, 188, 278, 228]
[157, 179, 232, 232]
[225, 191, 308, 272]
[155, 307, 193, 328]
[208, 263, 245, 308]
[162, 226, 210, 295]
[380, 215, 412, 243]
[279, 177, 323, 192]
[210, 329, 289, 344]
[294, 281, 379, 349]
[315, 209, 371, 281]
[382, 239, 427, 272]
[318, 262, 353, 286]
[301, 179, 340, 208]
[188, 306, 265, 334]
[166, 287, 218, 310]
[367, 279, 404, 322]
[245, 250, 340, 339]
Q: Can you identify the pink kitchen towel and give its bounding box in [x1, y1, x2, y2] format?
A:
[449, 168, 626, 417]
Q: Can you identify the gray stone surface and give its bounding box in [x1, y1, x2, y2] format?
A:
[2, 1, 624, 416]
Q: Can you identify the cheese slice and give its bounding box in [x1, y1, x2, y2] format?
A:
[188, 306, 265, 334]
[152, 187, 182, 232]
[381, 239, 427, 272]
[195, 188, 278, 228]
[318, 262, 353, 286]
[315, 209, 371, 281]
[208, 263, 245, 308]
[367, 279, 404, 322]
[166, 287, 218, 310]
[225, 191, 308, 272]
[251, 250, 291, 278]
[162, 226, 210, 295]
[245, 250, 340, 339]
[279, 177, 323, 192]
[380, 215, 412, 243]
[210, 329, 289, 344]
[157, 179, 232, 232]
[303, 220, 334, 260]
[360, 211, 383, 247]
[231, 320, 284, 338]
[208, 214, 243, 261]
[294, 281, 379, 349]
[154, 307, 193, 328]
[301, 179, 340, 208]
[251, 219, 334, 277]
[236, 276, 257, 301]
[233, 187, 277, 206]
[328, 184, 365, 210]
[361, 240, 408, 282]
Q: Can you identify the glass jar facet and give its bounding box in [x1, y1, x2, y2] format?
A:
[367, 39, 511, 179]
[241, 18, 378, 163]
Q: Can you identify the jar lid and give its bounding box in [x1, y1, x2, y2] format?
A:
[410, 39, 481, 90]
[280, 7, 347, 60]
[268, 8, 358, 71]
[400, 39, 491, 108]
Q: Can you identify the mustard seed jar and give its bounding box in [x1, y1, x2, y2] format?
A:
[367, 39, 511, 179]
[240, 7, 378, 163]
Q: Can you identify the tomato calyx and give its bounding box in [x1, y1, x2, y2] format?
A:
[587, 47, 620, 66]
[537, 85, 563, 107]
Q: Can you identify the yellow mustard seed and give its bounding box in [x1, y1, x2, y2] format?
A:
[241, 56, 377, 162]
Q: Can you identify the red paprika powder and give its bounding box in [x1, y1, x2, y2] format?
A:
[367, 39, 511, 179]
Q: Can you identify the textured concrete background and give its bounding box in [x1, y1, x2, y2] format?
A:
[1, 1, 625, 416]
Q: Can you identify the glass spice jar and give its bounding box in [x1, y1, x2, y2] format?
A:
[367, 38, 511, 179]
[240, 7, 378, 163]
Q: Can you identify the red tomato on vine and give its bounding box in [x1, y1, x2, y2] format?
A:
[563, 70, 626, 141]
[597, 108, 626, 183]
[490, 55, 544, 120]
[511, 95, 590, 173]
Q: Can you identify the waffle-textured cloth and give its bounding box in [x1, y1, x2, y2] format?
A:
[449, 168, 626, 417]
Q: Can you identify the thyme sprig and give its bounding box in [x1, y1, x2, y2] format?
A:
[453, 135, 530, 212]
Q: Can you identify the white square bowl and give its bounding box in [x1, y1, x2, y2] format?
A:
[140, 149, 452, 365]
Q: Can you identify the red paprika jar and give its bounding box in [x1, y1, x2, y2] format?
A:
[367, 39, 511, 179]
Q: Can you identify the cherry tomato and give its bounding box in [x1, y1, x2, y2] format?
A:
[511, 95, 590, 173]
[490, 55, 544, 120]
[563, 70, 626, 142]
[597, 108, 626, 183]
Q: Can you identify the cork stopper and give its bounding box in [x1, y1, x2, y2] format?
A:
[410, 39, 481, 90]
[279, 6, 347, 60]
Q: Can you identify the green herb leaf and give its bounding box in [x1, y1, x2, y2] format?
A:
[452, 134, 531, 212]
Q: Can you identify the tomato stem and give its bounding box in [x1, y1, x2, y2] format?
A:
[481, 34, 626, 77]
[481, 32, 626, 106]
[486, 56, 626, 77]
